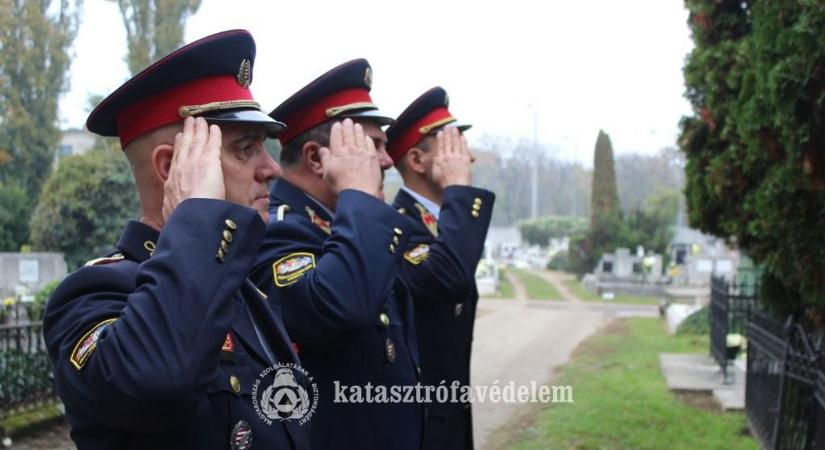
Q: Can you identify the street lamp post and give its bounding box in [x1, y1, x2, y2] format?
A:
[529, 104, 538, 219]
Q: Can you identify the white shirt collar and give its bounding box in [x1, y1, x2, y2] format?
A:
[402, 186, 441, 220]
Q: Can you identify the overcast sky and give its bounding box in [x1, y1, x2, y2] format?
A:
[59, 0, 694, 164]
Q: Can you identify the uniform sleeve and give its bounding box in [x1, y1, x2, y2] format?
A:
[251, 189, 413, 345]
[43, 199, 264, 432]
[398, 186, 495, 301]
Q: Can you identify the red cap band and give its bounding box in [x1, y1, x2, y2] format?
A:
[277, 88, 373, 145]
[388, 107, 454, 163]
[115, 75, 254, 147]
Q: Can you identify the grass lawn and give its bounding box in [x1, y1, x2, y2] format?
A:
[564, 278, 661, 305]
[0, 401, 63, 436]
[505, 318, 757, 450]
[512, 269, 563, 300]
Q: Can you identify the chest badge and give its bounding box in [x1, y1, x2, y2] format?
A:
[414, 203, 438, 237]
[305, 206, 332, 234]
[230, 420, 253, 450]
[385, 338, 396, 363]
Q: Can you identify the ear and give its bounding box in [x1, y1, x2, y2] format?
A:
[303, 141, 324, 176]
[404, 147, 428, 175]
[151, 144, 175, 182]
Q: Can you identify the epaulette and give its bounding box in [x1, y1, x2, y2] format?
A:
[84, 253, 125, 267]
[276, 204, 291, 222]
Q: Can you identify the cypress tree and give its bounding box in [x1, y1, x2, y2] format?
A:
[591, 130, 620, 226]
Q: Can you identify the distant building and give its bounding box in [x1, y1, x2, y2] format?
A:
[669, 226, 739, 285]
[595, 247, 664, 282]
[54, 129, 96, 166]
[0, 252, 67, 298]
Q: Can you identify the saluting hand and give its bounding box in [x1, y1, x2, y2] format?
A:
[319, 118, 382, 198]
[430, 126, 473, 188]
[162, 117, 226, 221]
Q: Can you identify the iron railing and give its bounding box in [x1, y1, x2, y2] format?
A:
[0, 303, 56, 420]
[745, 308, 824, 450]
[710, 275, 757, 380]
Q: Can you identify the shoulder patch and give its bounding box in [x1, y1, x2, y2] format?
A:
[404, 243, 431, 265]
[70, 318, 117, 370]
[84, 253, 125, 267]
[272, 252, 316, 287]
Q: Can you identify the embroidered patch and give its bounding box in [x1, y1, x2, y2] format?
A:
[404, 243, 431, 265]
[70, 318, 117, 370]
[414, 203, 438, 237]
[305, 206, 331, 234]
[273, 252, 316, 287]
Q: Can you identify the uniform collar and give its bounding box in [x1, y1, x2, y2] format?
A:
[269, 178, 334, 235]
[116, 220, 160, 262]
[401, 186, 440, 220]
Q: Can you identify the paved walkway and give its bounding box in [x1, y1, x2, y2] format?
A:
[504, 269, 528, 301]
[8, 277, 658, 450]
[6, 421, 73, 450]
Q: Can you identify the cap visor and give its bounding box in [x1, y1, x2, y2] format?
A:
[204, 109, 287, 138]
[423, 121, 473, 136]
[340, 109, 395, 126]
[454, 122, 473, 132]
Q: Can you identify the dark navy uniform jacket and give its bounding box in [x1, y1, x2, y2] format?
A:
[393, 186, 495, 450]
[250, 179, 423, 450]
[44, 199, 310, 450]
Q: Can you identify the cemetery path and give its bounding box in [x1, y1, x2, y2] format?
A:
[530, 269, 581, 302]
[472, 298, 658, 450]
[6, 421, 73, 450]
[504, 269, 528, 302]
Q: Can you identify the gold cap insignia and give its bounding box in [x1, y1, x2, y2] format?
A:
[364, 66, 373, 88]
[237, 59, 252, 88]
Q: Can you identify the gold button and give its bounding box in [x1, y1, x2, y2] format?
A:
[379, 313, 390, 327]
[223, 230, 233, 243]
[474, 197, 482, 205]
[225, 219, 237, 230]
[397, 208, 406, 215]
[230, 375, 241, 393]
[472, 204, 481, 211]
[392, 236, 400, 245]
[471, 210, 480, 218]
[221, 240, 230, 253]
[216, 248, 225, 262]
[393, 227, 403, 235]
[454, 303, 464, 317]
[389, 243, 396, 253]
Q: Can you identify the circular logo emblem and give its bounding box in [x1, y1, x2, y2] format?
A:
[252, 363, 318, 426]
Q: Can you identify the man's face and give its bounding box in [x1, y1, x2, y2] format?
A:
[218, 123, 281, 223]
[413, 134, 440, 187]
[356, 119, 391, 201]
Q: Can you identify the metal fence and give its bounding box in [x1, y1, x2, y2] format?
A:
[0, 303, 56, 420]
[745, 308, 824, 450]
[710, 275, 757, 380]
